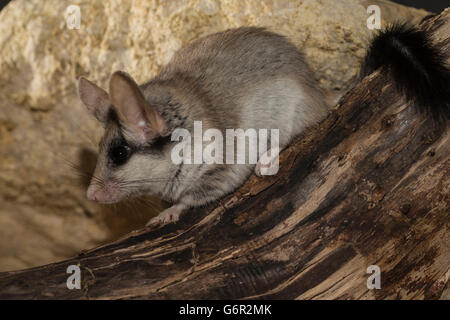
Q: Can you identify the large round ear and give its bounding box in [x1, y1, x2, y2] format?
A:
[109, 71, 167, 143]
[78, 77, 111, 123]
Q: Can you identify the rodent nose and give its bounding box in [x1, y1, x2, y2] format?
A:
[86, 184, 99, 201]
[86, 182, 120, 203]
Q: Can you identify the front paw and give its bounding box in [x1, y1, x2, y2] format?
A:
[255, 147, 280, 176]
[146, 204, 184, 227]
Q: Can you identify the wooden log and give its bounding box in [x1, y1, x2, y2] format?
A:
[0, 9, 448, 300]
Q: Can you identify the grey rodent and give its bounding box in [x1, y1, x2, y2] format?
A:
[77, 25, 450, 227]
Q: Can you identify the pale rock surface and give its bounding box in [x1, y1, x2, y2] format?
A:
[0, 0, 428, 271]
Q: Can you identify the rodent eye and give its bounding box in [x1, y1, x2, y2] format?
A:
[109, 144, 131, 166]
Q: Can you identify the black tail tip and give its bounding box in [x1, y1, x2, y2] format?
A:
[361, 23, 450, 125]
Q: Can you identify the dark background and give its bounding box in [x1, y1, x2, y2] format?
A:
[390, 0, 448, 13]
[0, 0, 448, 13]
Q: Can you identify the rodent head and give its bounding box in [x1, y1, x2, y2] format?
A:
[78, 71, 175, 204]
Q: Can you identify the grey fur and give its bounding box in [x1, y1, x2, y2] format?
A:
[79, 27, 329, 223]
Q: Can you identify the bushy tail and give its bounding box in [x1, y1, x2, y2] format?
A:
[360, 23, 450, 123]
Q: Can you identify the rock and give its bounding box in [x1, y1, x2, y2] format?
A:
[0, 0, 428, 271]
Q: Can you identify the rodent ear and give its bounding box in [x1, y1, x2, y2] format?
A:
[109, 71, 167, 142]
[78, 77, 111, 123]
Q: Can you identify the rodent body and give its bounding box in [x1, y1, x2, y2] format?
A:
[141, 28, 328, 209]
[78, 25, 449, 226]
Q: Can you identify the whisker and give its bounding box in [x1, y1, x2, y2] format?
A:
[55, 153, 105, 187]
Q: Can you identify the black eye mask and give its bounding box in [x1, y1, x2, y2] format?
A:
[108, 138, 133, 167]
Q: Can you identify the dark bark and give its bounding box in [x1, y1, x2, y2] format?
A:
[0, 9, 448, 300]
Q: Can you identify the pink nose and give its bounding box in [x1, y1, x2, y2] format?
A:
[87, 183, 120, 203]
[87, 184, 102, 202]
